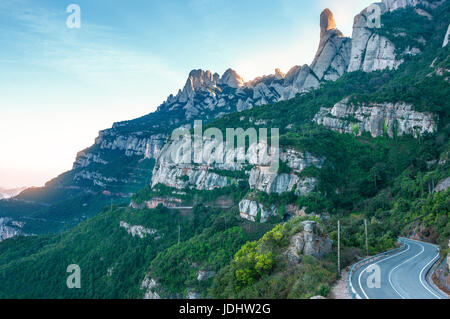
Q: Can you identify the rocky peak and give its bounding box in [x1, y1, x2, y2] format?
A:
[320, 9, 337, 37]
[189, 69, 219, 87]
[180, 69, 220, 101]
[274, 68, 285, 79]
[310, 9, 352, 82]
[220, 68, 244, 88]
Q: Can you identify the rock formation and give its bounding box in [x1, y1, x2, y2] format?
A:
[220, 68, 244, 88]
[151, 136, 324, 222]
[238, 199, 278, 223]
[310, 9, 352, 81]
[248, 149, 324, 196]
[197, 270, 215, 282]
[444, 24, 450, 47]
[286, 221, 333, 262]
[347, 4, 402, 73]
[435, 177, 450, 192]
[119, 221, 157, 239]
[0, 218, 23, 242]
[141, 276, 161, 299]
[314, 98, 437, 138]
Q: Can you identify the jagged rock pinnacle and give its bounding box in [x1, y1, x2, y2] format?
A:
[221, 68, 244, 88]
[320, 9, 337, 37]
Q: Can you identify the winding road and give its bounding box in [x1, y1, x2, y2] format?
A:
[350, 238, 448, 299]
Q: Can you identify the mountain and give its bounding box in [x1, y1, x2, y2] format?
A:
[0, 0, 448, 299]
[1, 1, 438, 237]
[0, 187, 26, 200]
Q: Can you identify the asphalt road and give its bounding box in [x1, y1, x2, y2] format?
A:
[351, 238, 447, 299]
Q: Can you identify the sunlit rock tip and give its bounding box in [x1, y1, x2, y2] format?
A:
[320, 8, 337, 36]
[221, 68, 244, 88]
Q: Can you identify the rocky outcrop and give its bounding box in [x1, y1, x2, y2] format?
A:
[286, 221, 333, 262]
[0, 218, 23, 242]
[314, 98, 437, 138]
[444, 24, 450, 47]
[150, 131, 248, 190]
[249, 149, 324, 195]
[151, 164, 228, 191]
[348, 0, 448, 73]
[310, 9, 352, 82]
[249, 168, 317, 196]
[152, 134, 323, 222]
[435, 177, 450, 192]
[348, 4, 403, 73]
[239, 200, 278, 223]
[447, 240, 450, 270]
[197, 270, 215, 282]
[141, 276, 161, 299]
[119, 221, 157, 239]
[186, 289, 201, 299]
[220, 69, 244, 88]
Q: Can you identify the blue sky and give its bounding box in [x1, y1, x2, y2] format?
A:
[0, 0, 374, 188]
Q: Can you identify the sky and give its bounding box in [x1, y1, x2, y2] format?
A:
[0, 0, 375, 189]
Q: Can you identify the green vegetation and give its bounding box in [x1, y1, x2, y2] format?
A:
[210, 217, 337, 299]
[132, 182, 249, 207]
[0, 4, 448, 299]
[0, 204, 274, 298]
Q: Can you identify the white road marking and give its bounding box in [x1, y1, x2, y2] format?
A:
[358, 242, 411, 299]
[417, 242, 442, 299]
[388, 241, 425, 299]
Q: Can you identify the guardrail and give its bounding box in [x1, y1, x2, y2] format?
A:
[346, 240, 407, 299]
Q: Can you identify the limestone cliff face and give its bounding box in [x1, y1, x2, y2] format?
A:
[314, 98, 437, 138]
[248, 150, 324, 195]
[239, 200, 278, 223]
[151, 135, 324, 222]
[348, 0, 448, 73]
[249, 169, 317, 196]
[152, 138, 323, 194]
[238, 150, 324, 223]
[151, 137, 235, 191]
[347, 4, 402, 73]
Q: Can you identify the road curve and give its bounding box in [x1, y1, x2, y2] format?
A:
[351, 238, 448, 299]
